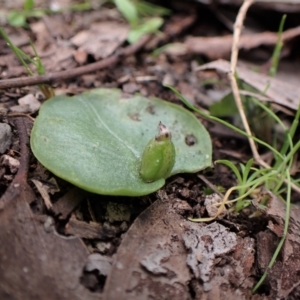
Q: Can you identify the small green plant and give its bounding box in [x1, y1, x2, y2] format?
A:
[8, 0, 41, 27]
[166, 84, 299, 293]
[7, 0, 92, 27]
[269, 14, 286, 77]
[166, 13, 292, 292]
[209, 14, 287, 146]
[113, 0, 170, 43]
[0, 27, 54, 98]
[216, 158, 257, 212]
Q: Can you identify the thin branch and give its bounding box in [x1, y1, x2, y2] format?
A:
[230, 0, 300, 195]
[229, 0, 268, 167]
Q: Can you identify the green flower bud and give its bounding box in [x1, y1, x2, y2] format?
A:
[140, 122, 176, 183]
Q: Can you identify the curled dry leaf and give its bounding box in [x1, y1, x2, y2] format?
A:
[102, 198, 256, 299]
[197, 59, 300, 110]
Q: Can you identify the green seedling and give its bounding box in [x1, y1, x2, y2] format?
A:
[166, 84, 299, 293]
[210, 80, 275, 145]
[166, 84, 300, 204]
[7, 0, 92, 27]
[0, 27, 54, 99]
[269, 14, 286, 77]
[8, 0, 37, 27]
[114, 0, 139, 27]
[135, 1, 170, 17]
[216, 158, 256, 212]
[127, 17, 163, 44]
[113, 0, 170, 43]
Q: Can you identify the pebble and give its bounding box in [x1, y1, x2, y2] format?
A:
[18, 94, 41, 113]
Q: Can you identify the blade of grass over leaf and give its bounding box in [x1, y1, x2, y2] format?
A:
[127, 17, 163, 43]
[269, 14, 286, 77]
[113, 0, 167, 43]
[165, 85, 283, 159]
[216, 160, 243, 184]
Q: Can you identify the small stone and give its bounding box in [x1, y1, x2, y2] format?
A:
[18, 94, 41, 113]
[84, 253, 112, 276]
[0, 123, 12, 154]
[1, 155, 20, 173]
[95, 241, 112, 253]
[205, 193, 227, 219]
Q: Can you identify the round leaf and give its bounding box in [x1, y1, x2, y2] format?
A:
[30, 88, 212, 196]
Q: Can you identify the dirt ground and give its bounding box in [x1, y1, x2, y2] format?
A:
[1, 1, 300, 299]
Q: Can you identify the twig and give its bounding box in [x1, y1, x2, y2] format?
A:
[7, 113, 35, 121]
[229, 1, 300, 194]
[197, 174, 224, 198]
[0, 34, 152, 89]
[229, 0, 260, 165]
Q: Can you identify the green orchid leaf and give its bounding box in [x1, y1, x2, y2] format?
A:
[24, 0, 34, 10]
[114, 0, 139, 27]
[7, 11, 26, 27]
[127, 17, 163, 43]
[31, 88, 212, 196]
[209, 92, 238, 117]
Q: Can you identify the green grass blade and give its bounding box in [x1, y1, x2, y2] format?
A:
[0, 27, 34, 75]
[242, 158, 254, 184]
[269, 14, 286, 77]
[165, 85, 283, 159]
[216, 160, 243, 184]
[114, 0, 138, 27]
[252, 169, 291, 293]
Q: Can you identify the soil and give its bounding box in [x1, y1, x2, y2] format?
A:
[1, 1, 300, 299]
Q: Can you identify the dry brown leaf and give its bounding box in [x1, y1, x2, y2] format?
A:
[70, 21, 129, 59]
[102, 199, 192, 300]
[197, 59, 300, 110]
[103, 197, 256, 299]
[0, 119, 97, 300]
[185, 26, 300, 60]
[195, 0, 300, 13]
